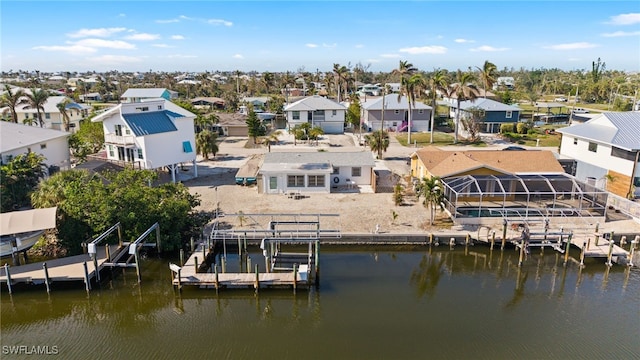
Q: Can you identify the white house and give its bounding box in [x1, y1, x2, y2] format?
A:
[558, 112, 640, 198]
[258, 151, 376, 194]
[284, 95, 347, 134]
[0, 122, 71, 171]
[91, 99, 197, 183]
[361, 94, 432, 132]
[13, 95, 90, 133]
[120, 88, 179, 103]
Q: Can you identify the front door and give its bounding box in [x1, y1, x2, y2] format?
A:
[269, 176, 278, 193]
[117, 146, 125, 161]
[126, 148, 135, 162]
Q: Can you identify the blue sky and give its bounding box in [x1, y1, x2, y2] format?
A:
[2, 1, 639, 73]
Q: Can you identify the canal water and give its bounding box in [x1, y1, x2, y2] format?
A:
[1, 247, 639, 359]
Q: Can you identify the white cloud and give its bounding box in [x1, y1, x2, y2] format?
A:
[74, 39, 136, 49]
[322, 43, 337, 48]
[306, 43, 319, 48]
[85, 55, 144, 64]
[454, 38, 475, 43]
[152, 44, 174, 48]
[470, 45, 509, 52]
[124, 33, 160, 41]
[233, 54, 244, 59]
[67, 27, 127, 38]
[118, 13, 126, 18]
[607, 13, 640, 25]
[380, 53, 401, 58]
[601, 30, 640, 37]
[32, 45, 97, 54]
[355, 44, 364, 48]
[156, 18, 180, 24]
[208, 19, 233, 26]
[171, 35, 185, 40]
[544, 42, 599, 50]
[399, 46, 447, 54]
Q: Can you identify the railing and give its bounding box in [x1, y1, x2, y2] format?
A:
[105, 133, 136, 145]
[607, 193, 640, 221]
[85, 154, 143, 170]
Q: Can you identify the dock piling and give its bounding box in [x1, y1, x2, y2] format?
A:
[105, 244, 111, 262]
[490, 231, 495, 251]
[180, 249, 184, 267]
[247, 257, 252, 273]
[93, 255, 100, 282]
[43, 263, 51, 293]
[194, 257, 198, 274]
[429, 233, 433, 246]
[83, 261, 91, 292]
[563, 233, 572, 266]
[254, 264, 259, 291]
[293, 263, 297, 293]
[580, 242, 586, 267]
[4, 264, 12, 294]
[629, 244, 636, 267]
[606, 236, 615, 267]
[134, 248, 141, 283]
[214, 265, 219, 292]
[518, 239, 525, 267]
[501, 221, 507, 251]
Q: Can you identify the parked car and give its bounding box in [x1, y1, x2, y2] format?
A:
[572, 108, 589, 114]
[554, 97, 567, 102]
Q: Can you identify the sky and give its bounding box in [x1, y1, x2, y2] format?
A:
[1, 1, 639, 74]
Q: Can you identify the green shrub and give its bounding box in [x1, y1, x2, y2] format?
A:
[516, 122, 528, 134]
[500, 123, 514, 133]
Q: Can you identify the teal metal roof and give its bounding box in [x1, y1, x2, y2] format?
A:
[122, 110, 182, 136]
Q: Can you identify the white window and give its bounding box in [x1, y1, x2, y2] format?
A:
[588, 142, 597, 152]
[418, 109, 424, 114]
[287, 175, 304, 187]
[45, 113, 50, 119]
[332, 110, 337, 116]
[505, 111, 512, 119]
[108, 145, 114, 157]
[157, 105, 162, 110]
[137, 149, 143, 159]
[573, 138, 578, 145]
[352, 167, 361, 177]
[40, 143, 47, 149]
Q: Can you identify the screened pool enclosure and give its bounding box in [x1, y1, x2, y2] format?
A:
[442, 174, 609, 224]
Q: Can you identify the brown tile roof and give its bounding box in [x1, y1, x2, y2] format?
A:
[413, 148, 564, 177]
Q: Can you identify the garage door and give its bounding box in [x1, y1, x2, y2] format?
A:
[320, 122, 344, 134]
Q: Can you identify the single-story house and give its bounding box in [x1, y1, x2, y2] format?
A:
[191, 97, 225, 111]
[214, 113, 249, 136]
[258, 151, 375, 194]
[410, 148, 565, 179]
[284, 95, 347, 134]
[0, 121, 71, 171]
[361, 94, 432, 132]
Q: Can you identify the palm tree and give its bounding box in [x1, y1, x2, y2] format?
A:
[281, 72, 296, 104]
[262, 130, 282, 152]
[1, 84, 26, 123]
[448, 70, 480, 143]
[26, 87, 50, 127]
[332, 63, 349, 102]
[56, 98, 72, 132]
[195, 130, 219, 160]
[403, 74, 425, 145]
[392, 61, 417, 142]
[262, 72, 275, 95]
[365, 130, 389, 159]
[477, 60, 498, 98]
[415, 176, 446, 226]
[426, 70, 448, 143]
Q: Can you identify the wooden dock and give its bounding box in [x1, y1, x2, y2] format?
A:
[171, 242, 313, 290]
[0, 245, 121, 288]
[570, 233, 629, 259]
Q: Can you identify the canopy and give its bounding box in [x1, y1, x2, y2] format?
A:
[0, 207, 57, 236]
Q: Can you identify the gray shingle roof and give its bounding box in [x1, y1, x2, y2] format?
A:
[284, 96, 347, 111]
[263, 151, 375, 167]
[361, 94, 432, 110]
[558, 112, 640, 151]
[122, 110, 182, 136]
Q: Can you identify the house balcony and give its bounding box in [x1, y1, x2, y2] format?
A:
[105, 133, 136, 145]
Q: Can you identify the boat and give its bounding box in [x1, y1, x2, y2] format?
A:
[0, 230, 44, 257]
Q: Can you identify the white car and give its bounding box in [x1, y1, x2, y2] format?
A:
[554, 97, 567, 102]
[572, 108, 589, 114]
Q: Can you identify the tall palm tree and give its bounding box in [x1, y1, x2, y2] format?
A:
[477, 60, 498, 98]
[1, 84, 26, 123]
[195, 130, 219, 160]
[426, 70, 448, 143]
[332, 63, 349, 102]
[416, 176, 446, 226]
[261, 130, 282, 152]
[56, 98, 72, 132]
[262, 72, 275, 95]
[281, 72, 296, 104]
[448, 70, 480, 143]
[26, 87, 50, 127]
[403, 74, 425, 145]
[392, 61, 417, 142]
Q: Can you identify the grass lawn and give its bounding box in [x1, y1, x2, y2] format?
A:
[396, 132, 455, 146]
[500, 129, 561, 147]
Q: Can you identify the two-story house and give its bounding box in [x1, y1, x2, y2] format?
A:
[91, 99, 197, 183]
[120, 88, 179, 103]
[14, 95, 90, 133]
[284, 95, 347, 134]
[558, 112, 640, 198]
[449, 98, 520, 133]
[361, 94, 432, 132]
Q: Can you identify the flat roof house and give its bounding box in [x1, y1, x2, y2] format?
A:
[0, 122, 71, 171]
[258, 151, 375, 194]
